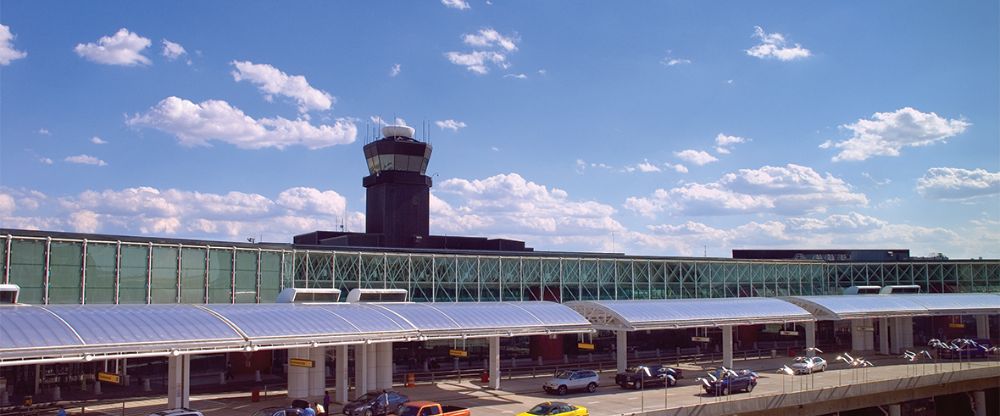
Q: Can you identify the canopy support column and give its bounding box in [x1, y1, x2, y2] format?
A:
[488, 336, 501, 390]
[851, 320, 865, 351]
[353, 344, 368, 399]
[335, 345, 348, 404]
[805, 321, 816, 358]
[901, 317, 913, 349]
[973, 390, 986, 416]
[376, 343, 393, 390]
[722, 325, 733, 368]
[167, 354, 190, 409]
[976, 315, 989, 339]
[365, 343, 377, 393]
[863, 319, 875, 350]
[879, 318, 890, 355]
[891, 317, 903, 354]
[616, 330, 628, 373]
[309, 347, 326, 397]
[888, 403, 901, 416]
[288, 348, 309, 399]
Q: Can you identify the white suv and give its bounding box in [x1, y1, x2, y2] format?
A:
[542, 369, 600, 395]
[148, 409, 204, 416]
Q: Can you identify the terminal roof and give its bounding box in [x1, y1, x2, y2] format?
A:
[0, 301, 591, 365]
[565, 297, 815, 331]
[782, 293, 1000, 320]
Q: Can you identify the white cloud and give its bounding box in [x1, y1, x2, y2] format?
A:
[435, 119, 467, 131]
[823, 107, 969, 162]
[674, 149, 718, 166]
[490, 146, 500, 152]
[161, 39, 186, 60]
[231, 60, 334, 113]
[64, 154, 108, 166]
[504, 73, 528, 79]
[746, 26, 811, 61]
[434, 173, 624, 240]
[662, 58, 691, 66]
[665, 163, 688, 173]
[0, 186, 363, 240]
[0, 24, 27, 65]
[444, 50, 507, 74]
[917, 167, 999, 200]
[38, 157, 53, 165]
[37, 128, 51, 136]
[91, 136, 108, 145]
[622, 160, 660, 173]
[624, 164, 868, 217]
[74, 28, 151, 66]
[127, 96, 356, 150]
[462, 28, 518, 52]
[441, 0, 471, 10]
[390, 63, 401, 77]
[861, 172, 891, 186]
[714, 133, 748, 154]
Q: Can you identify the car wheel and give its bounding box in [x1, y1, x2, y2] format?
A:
[747, 382, 754, 392]
[364, 410, 373, 416]
[721, 386, 729, 396]
[634, 381, 642, 390]
[587, 382, 597, 393]
[558, 385, 568, 395]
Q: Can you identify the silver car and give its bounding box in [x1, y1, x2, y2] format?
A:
[543, 369, 600, 395]
[790, 356, 827, 374]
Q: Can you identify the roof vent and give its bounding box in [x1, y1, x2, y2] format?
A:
[843, 285, 881, 295]
[0, 284, 19, 305]
[346, 288, 409, 303]
[276, 288, 342, 303]
[382, 125, 415, 139]
[880, 285, 921, 294]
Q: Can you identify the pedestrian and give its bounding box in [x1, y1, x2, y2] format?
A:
[56, 407, 67, 416]
[314, 401, 326, 416]
[323, 391, 331, 413]
[225, 362, 233, 380]
[301, 405, 316, 416]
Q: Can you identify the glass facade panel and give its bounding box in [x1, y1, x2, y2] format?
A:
[48, 242, 82, 304]
[180, 247, 206, 303]
[234, 251, 257, 303]
[8, 239, 45, 304]
[208, 249, 233, 303]
[0, 236, 7, 283]
[85, 243, 116, 304]
[119, 245, 148, 304]
[151, 246, 178, 303]
[259, 251, 283, 303]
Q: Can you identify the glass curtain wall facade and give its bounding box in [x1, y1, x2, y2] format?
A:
[2, 233, 998, 305]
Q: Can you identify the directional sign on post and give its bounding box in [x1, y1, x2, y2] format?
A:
[449, 349, 468, 358]
[289, 358, 315, 368]
[577, 342, 595, 350]
[691, 336, 710, 343]
[97, 371, 121, 384]
[779, 330, 799, 336]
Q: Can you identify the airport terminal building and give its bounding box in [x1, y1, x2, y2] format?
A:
[1, 125, 998, 410]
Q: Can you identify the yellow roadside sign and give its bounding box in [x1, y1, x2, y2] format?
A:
[449, 349, 468, 358]
[97, 371, 121, 384]
[289, 358, 315, 368]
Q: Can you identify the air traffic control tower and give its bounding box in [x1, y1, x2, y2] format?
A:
[295, 125, 529, 251]
[361, 125, 433, 247]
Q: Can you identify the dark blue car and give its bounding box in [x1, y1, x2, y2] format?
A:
[702, 369, 757, 395]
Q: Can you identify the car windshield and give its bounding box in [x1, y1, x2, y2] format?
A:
[554, 371, 573, 379]
[794, 357, 808, 363]
[526, 404, 554, 415]
[397, 405, 420, 416]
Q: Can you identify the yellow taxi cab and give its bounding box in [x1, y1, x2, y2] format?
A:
[516, 401, 589, 416]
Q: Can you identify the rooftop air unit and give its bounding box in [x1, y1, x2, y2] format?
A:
[843, 285, 882, 295]
[275, 288, 342, 303]
[879, 285, 921, 294]
[0, 284, 19, 305]
[346, 288, 409, 303]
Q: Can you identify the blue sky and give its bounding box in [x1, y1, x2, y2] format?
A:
[1, 0, 998, 258]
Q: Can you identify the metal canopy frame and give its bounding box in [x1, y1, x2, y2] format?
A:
[782, 293, 1000, 321]
[565, 298, 815, 331]
[0, 301, 591, 366]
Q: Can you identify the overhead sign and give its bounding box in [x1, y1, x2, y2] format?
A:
[949, 323, 965, 329]
[691, 336, 710, 343]
[449, 349, 468, 358]
[96, 371, 121, 384]
[289, 358, 315, 368]
[577, 342, 595, 350]
[779, 330, 799, 336]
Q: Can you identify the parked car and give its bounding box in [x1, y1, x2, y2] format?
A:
[543, 369, 600, 395]
[250, 407, 303, 416]
[343, 391, 410, 416]
[397, 401, 471, 416]
[789, 356, 827, 374]
[148, 409, 204, 416]
[615, 364, 682, 390]
[701, 368, 757, 396]
[516, 401, 589, 416]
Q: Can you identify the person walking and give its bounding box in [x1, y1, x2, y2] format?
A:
[314, 401, 326, 416]
[323, 391, 331, 414]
